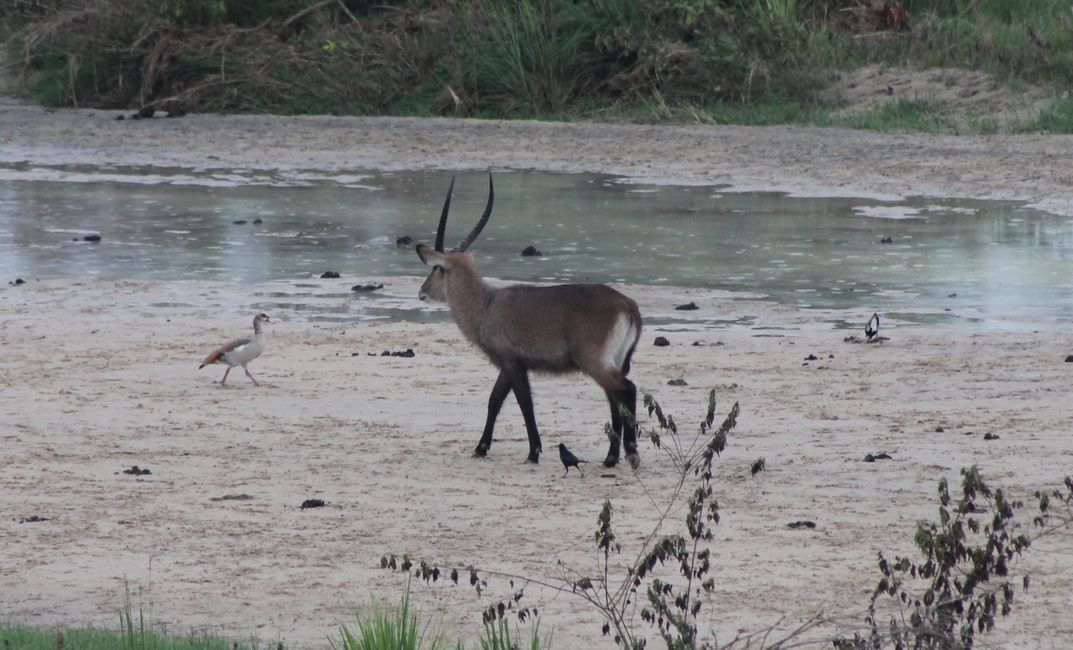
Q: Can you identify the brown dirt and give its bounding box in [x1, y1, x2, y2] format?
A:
[2, 88, 1073, 649]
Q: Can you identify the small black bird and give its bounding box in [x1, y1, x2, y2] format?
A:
[865, 312, 880, 341]
[558, 443, 588, 478]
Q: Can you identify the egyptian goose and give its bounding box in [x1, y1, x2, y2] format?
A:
[199, 313, 271, 386]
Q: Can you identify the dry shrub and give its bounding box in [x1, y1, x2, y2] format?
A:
[12, 0, 451, 113]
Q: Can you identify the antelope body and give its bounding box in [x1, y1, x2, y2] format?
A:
[416, 176, 642, 468]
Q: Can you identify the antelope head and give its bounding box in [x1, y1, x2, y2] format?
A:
[416, 175, 494, 303]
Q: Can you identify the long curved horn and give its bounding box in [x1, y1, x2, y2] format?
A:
[458, 173, 494, 252]
[434, 177, 455, 252]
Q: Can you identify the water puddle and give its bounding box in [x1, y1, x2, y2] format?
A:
[3, 166, 1072, 329]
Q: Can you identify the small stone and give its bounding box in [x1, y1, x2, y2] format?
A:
[805, 354, 818, 361]
[300, 498, 326, 510]
[253, 218, 263, 225]
[18, 515, 50, 524]
[880, 237, 894, 244]
[1064, 355, 1073, 363]
[667, 378, 687, 386]
[653, 336, 670, 347]
[788, 520, 816, 529]
[864, 452, 892, 462]
[232, 220, 248, 225]
[675, 302, 699, 311]
[521, 245, 542, 257]
[351, 283, 384, 292]
[395, 235, 414, 247]
[320, 271, 341, 279]
[983, 432, 1000, 441]
[935, 426, 945, 433]
[948, 293, 958, 298]
[11, 278, 25, 286]
[83, 234, 101, 242]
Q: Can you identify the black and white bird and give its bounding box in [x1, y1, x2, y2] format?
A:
[558, 443, 588, 478]
[865, 312, 880, 342]
[199, 313, 271, 386]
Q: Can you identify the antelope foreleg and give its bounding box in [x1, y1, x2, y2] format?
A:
[475, 371, 512, 457]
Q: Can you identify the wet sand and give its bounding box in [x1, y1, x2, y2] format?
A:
[2, 105, 1073, 649]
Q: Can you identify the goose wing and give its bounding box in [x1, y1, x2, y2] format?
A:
[200, 336, 252, 368]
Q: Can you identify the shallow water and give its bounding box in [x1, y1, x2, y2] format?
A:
[2, 167, 1072, 328]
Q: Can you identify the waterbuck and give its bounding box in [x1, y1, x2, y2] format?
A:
[415, 175, 643, 468]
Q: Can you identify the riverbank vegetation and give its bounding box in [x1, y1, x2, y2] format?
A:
[2, 0, 1072, 132]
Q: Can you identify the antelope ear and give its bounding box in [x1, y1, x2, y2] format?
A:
[416, 244, 449, 269]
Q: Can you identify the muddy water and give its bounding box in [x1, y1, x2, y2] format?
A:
[2, 168, 1071, 328]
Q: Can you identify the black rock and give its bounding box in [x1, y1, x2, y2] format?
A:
[675, 302, 699, 311]
[880, 237, 894, 244]
[11, 278, 25, 286]
[18, 515, 50, 524]
[395, 235, 414, 247]
[653, 336, 670, 347]
[983, 432, 1000, 441]
[320, 271, 341, 279]
[380, 349, 415, 358]
[300, 498, 326, 509]
[948, 293, 958, 298]
[788, 520, 816, 529]
[935, 426, 945, 433]
[667, 378, 688, 386]
[83, 234, 101, 242]
[805, 354, 818, 361]
[351, 283, 384, 293]
[253, 218, 263, 225]
[121, 465, 151, 475]
[521, 245, 542, 257]
[232, 220, 248, 225]
[863, 452, 893, 462]
[210, 493, 254, 502]
[1065, 355, 1073, 363]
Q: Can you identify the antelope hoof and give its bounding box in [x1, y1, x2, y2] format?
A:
[526, 449, 541, 464]
[627, 453, 641, 470]
[602, 454, 620, 468]
[472, 444, 489, 458]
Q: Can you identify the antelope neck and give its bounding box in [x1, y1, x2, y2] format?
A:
[444, 263, 491, 340]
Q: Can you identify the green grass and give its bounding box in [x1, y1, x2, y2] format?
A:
[332, 582, 457, 650]
[0, 622, 264, 650]
[830, 96, 960, 133]
[478, 617, 549, 650]
[1011, 97, 1073, 133]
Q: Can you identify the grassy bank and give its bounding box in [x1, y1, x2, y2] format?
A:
[2, 0, 1071, 132]
[1, 2, 1071, 126]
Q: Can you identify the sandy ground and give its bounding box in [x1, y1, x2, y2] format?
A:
[2, 103, 1073, 649]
